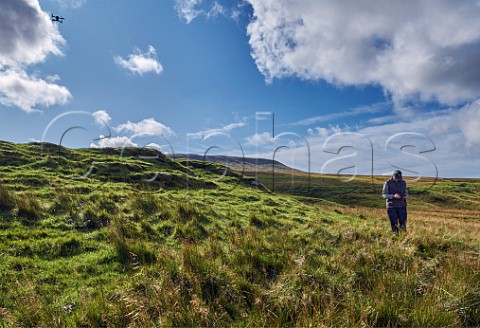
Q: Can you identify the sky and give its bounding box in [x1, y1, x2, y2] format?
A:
[0, 0, 480, 178]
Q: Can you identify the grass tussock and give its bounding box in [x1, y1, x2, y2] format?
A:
[0, 185, 16, 212]
[16, 193, 43, 222]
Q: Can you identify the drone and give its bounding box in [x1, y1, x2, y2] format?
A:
[51, 14, 65, 23]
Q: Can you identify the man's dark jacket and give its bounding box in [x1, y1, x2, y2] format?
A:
[382, 178, 408, 208]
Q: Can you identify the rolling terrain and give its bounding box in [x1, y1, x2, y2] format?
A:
[169, 153, 302, 173]
[0, 141, 479, 327]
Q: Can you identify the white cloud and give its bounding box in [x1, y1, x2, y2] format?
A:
[92, 110, 112, 126]
[145, 143, 163, 152]
[51, 0, 86, 9]
[367, 115, 397, 125]
[90, 116, 173, 149]
[115, 118, 174, 137]
[291, 102, 389, 126]
[0, 0, 65, 66]
[457, 100, 480, 147]
[174, 0, 203, 23]
[90, 136, 137, 148]
[246, 0, 480, 107]
[231, 8, 241, 21]
[308, 125, 348, 139]
[188, 121, 246, 139]
[114, 46, 163, 75]
[245, 132, 274, 147]
[207, 1, 227, 19]
[175, 0, 236, 23]
[0, 69, 71, 112]
[46, 74, 61, 83]
[0, 0, 70, 112]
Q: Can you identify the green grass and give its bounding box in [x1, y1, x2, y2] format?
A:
[0, 141, 479, 327]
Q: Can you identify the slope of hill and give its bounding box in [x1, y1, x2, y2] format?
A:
[0, 141, 479, 327]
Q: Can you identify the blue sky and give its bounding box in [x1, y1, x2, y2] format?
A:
[1, 0, 480, 178]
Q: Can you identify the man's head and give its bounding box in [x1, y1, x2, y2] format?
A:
[393, 170, 402, 181]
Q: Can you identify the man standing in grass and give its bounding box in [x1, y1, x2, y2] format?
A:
[382, 170, 408, 233]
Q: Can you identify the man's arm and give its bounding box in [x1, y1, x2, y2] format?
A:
[382, 181, 393, 199]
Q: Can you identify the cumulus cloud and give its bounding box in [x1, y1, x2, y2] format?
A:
[246, 0, 480, 107]
[0, 0, 70, 112]
[0, 0, 65, 66]
[115, 118, 174, 137]
[89, 115, 174, 149]
[0, 69, 71, 112]
[457, 100, 480, 147]
[245, 132, 274, 147]
[90, 136, 137, 148]
[89, 115, 173, 148]
[92, 110, 112, 126]
[114, 46, 163, 75]
[145, 143, 163, 152]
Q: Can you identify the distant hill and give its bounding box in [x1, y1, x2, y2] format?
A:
[169, 154, 303, 173]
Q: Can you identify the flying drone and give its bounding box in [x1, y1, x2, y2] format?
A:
[51, 14, 65, 23]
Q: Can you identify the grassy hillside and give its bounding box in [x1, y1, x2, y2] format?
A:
[0, 141, 479, 327]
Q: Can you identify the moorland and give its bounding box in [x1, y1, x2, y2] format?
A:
[0, 141, 479, 327]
